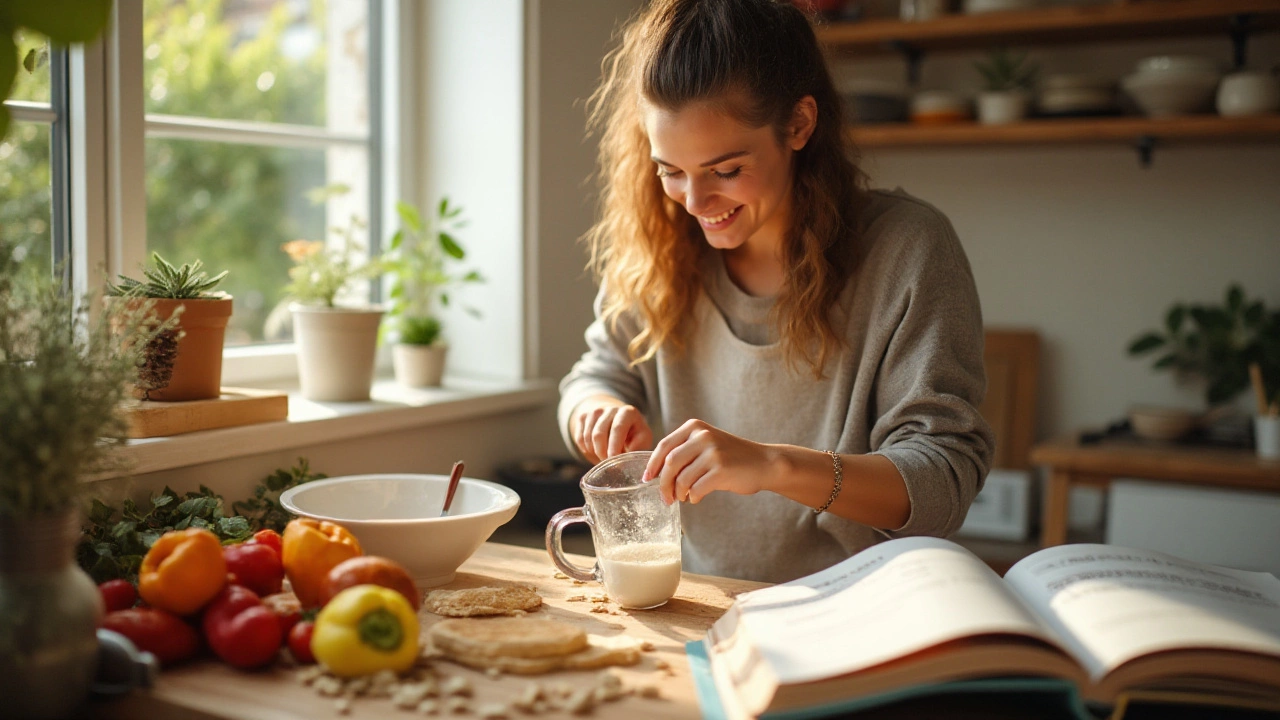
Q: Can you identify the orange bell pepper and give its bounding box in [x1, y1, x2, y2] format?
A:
[282, 518, 362, 608]
[138, 528, 228, 616]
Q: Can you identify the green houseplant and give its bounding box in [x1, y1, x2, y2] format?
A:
[1, 239, 172, 718]
[106, 252, 231, 401]
[283, 184, 385, 401]
[382, 197, 483, 388]
[973, 48, 1038, 125]
[1128, 285, 1278, 407]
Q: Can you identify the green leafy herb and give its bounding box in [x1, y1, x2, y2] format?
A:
[232, 457, 327, 534]
[77, 458, 326, 583]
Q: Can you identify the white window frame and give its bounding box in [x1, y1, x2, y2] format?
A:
[65, 0, 412, 385]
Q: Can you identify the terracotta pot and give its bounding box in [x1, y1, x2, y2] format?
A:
[0, 508, 103, 719]
[392, 342, 448, 388]
[292, 305, 384, 401]
[109, 296, 232, 402]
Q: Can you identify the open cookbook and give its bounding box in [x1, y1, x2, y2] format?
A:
[688, 536, 1280, 719]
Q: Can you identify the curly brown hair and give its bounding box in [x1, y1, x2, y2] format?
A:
[584, 0, 869, 376]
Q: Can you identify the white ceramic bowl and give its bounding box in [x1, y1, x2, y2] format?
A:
[280, 474, 520, 587]
[1129, 406, 1197, 442]
[1121, 70, 1219, 117]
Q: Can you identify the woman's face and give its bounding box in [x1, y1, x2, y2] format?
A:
[643, 96, 814, 255]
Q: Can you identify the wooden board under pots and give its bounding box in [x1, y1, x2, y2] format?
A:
[120, 387, 289, 438]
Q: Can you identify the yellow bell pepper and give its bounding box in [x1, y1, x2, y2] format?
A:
[282, 518, 362, 608]
[138, 528, 227, 616]
[311, 584, 419, 677]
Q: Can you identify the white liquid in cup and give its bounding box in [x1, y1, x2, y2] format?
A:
[598, 542, 682, 609]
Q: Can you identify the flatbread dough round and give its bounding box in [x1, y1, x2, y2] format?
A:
[429, 617, 587, 659]
[424, 585, 543, 617]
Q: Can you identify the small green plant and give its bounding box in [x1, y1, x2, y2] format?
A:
[1, 237, 175, 516]
[974, 48, 1038, 93]
[105, 252, 228, 299]
[282, 184, 381, 308]
[1128, 284, 1280, 408]
[382, 197, 484, 345]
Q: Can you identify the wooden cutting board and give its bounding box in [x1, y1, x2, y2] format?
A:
[121, 387, 289, 438]
[92, 542, 764, 720]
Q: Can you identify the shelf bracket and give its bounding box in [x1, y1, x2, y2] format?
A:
[1228, 14, 1254, 70]
[888, 40, 925, 87]
[1134, 135, 1157, 169]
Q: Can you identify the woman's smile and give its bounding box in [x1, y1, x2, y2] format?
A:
[699, 205, 742, 230]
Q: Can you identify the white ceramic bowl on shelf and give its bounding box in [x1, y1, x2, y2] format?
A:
[1121, 70, 1219, 117]
[280, 473, 521, 587]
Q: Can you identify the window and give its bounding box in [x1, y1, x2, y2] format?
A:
[142, 0, 379, 346]
[0, 30, 66, 282]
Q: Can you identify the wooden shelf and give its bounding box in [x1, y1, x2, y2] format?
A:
[817, 0, 1280, 55]
[848, 114, 1280, 148]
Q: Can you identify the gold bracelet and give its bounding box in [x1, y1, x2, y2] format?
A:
[814, 450, 843, 514]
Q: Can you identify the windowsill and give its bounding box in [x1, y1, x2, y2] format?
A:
[90, 376, 558, 482]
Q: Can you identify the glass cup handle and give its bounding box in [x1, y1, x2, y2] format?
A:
[545, 507, 597, 583]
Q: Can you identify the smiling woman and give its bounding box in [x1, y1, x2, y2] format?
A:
[559, 0, 995, 584]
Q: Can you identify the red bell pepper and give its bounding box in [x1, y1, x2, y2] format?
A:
[247, 529, 283, 557]
[102, 608, 200, 666]
[201, 584, 283, 669]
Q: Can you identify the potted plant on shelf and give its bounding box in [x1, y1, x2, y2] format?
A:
[973, 47, 1038, 125]
[382, 197, 484, 388]
[283, 185, 385, 401]
[1, 239, 172, 718]
[1128, 284, 1280, 454]
[105, 252, 231, 401]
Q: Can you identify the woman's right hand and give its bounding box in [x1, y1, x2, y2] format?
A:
[571, 396, 654, 464]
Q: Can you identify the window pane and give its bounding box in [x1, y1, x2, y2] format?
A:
[143, 0, 369, 133]
[9, 30, 51, 104]
[146, 138, 370, 346]
[0, 122, 53, 277]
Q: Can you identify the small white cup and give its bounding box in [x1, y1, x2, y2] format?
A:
[1217, 71, 1280, 117]
[1256, 415, 1280, 460]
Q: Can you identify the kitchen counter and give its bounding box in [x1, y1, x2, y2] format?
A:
[91, 542, 764, 720]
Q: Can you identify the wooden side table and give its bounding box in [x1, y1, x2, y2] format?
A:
[1029, 435, 1280, 547]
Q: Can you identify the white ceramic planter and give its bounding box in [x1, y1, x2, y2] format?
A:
[977, 91, 1029, 125]
[291, 305, 384, 401]
[1256, 415, 1280, 460]
[393, 342, 448, 388]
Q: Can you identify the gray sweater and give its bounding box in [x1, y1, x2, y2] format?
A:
[558, 189, 994, 583]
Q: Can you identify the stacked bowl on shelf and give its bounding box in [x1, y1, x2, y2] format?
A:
[1037, 73, 1117, 117]
[1120, 55, 1220, 117]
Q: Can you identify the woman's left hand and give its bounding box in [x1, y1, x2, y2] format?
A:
[643, 419, 777, 505]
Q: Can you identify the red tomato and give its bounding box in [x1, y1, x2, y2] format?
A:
[98, 579, 138, 613]
[287, 621, 316, 664]
[261, 592, 303, 638]
[202, 585, 283, 669]
[223, 542, 284, 597]
[247, 528, 283, 557]
[101, 608, 200, 665]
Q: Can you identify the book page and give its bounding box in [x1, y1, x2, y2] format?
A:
[720, 537, 1066, 686]
[1004, 544, 1280, 681]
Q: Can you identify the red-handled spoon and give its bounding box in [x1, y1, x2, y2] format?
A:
[440, 461, 464, 517]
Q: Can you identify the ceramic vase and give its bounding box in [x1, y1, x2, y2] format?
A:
[1256, 415, 1280, 460]
[291, 305, 384, 401]
[0, 508, 103, 719]
[392, 342, 448, 388]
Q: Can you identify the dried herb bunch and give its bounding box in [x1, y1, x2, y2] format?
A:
[0, 238, 175, 515]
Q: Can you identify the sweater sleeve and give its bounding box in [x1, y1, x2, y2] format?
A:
[557, 285, 649, 459]
[861, 201, 995, 539]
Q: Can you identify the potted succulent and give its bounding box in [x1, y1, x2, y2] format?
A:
[974, 47, 1038, 125]
[283, 186, 384, 401]
[1, 239, 171, 717]
[106, 252, 231, 401]
[1128, 284, 1280, 454]
[382, 197, 483, 388]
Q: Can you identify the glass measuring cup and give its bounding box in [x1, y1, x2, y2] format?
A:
[545, 451, 682, 609]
